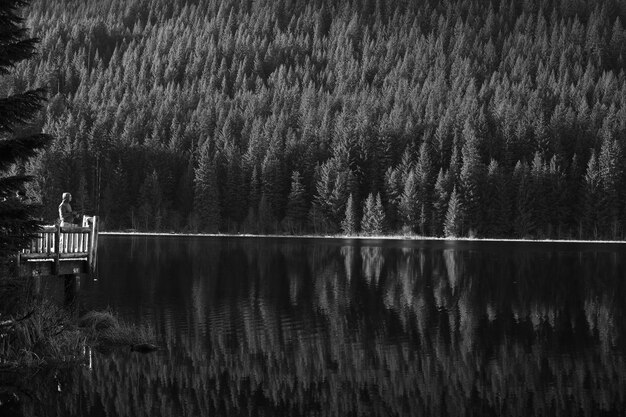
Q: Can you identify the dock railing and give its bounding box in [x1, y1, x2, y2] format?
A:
[17, 216, 99, 276]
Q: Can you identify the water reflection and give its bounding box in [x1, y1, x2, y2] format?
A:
[22, 238, 626, 416]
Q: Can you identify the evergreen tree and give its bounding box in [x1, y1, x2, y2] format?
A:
[360, 193, 385, 235]
[484, 160, 510, 237]
[432, 169, 449, 236]
[546, 156, 567, 238]
[244, 165, 261, 230]
[193, 146, 220, 233]
[398, 168, 419, 232]
[102, 160, 128, 229]
[513, 161, 534, 238]
[311, 162, 336, 232]
[444, 187, 462, 238]
[383, 167, 402, 231]
[330, 170, 354, 229]
[566, 154, 584, 238]
[176, 154, 195, 230]
[0, 0, 52, 257]
[258, 192, 274, 233]
[285, 171, 308, 232]
[138, 169, 163, 231]
[224, 147, 246, 229]
[598, 138, 622, 238]
[415, 138, 435, 234]
[582, 151, 602, 239]
[261, 142, 286, 221]
[529, 152, 547, 237]
[341, 193, 357, 235]
[312, 161, 353, 233]
[459, 121, 486, 236]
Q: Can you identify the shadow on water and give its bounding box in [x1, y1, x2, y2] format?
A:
[17, 237, 626, 416]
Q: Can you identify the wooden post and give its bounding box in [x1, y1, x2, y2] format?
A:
[88, 216, 98, 273]
[64, 274, 80, 315]
[87, 229, 92, 271]
[54, 224, 61, 275]
[32, 275, 42, 298]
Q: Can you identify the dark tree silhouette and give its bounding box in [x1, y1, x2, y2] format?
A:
[0, 0, 51, 258]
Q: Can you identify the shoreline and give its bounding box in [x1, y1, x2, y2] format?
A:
[99, 232, 626, 244]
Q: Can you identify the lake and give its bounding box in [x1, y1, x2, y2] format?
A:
[24, 236, 626, 416]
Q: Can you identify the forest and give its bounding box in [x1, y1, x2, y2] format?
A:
[8, 0, 626, 238]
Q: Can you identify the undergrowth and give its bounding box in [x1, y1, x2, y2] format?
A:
[1, 277, 155, 370]
[78, 310, 155, 347]
[1, 278, 84, 369]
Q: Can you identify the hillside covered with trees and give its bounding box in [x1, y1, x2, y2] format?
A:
[9, 0, 626, 238]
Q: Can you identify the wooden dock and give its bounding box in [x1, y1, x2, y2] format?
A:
[17, 216, 99, 277]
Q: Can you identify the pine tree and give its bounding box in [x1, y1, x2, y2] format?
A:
[484, 160, 510, 237]
[261, 136, 286, 221]
[459, 120, 486, 236]
[582, 151, 602, 239]
[247, 166, 261, 219]
[258, 192, 274, 233]
[330, 170, 354, 228]
[341, 193, 357, 235]
[193, 146, 220, 233]
[102, 160, 127, 229]
[415, 138, 435, 234]
[224, 146, 246, 228]
[0, 0, 52, 257]
[566, 154, 584, 238]
[598, 138, 622, 238]
[529, 152, 547, 237]
[285, 171, 307, 232]
[360, 193, 385, 235]
[513, 161, 534, 238]
[312, 161, 353, 233]
[138, 169, 163, 231]
[361, 193, 376, 235]
[444, 187, 462, 238]
[609, 17, 625, 68]
[546, 156, 567, 238]
[383, 167, 402, 231]
[176, 153, 195, 230]
[398, 168, 419, 232]
[311, 162, 335, 232]
[374, 194, 386, 233]
[432, 169, 449, 237]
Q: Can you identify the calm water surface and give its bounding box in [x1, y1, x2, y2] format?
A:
[26, 236, 626, 416]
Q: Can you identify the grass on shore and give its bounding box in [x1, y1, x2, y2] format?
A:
[1, 277, 155, 370]
[77, 310, 154, 348]
[1, 303, 85, 369]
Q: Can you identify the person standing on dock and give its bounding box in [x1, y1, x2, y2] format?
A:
[59, 192, 78, 227]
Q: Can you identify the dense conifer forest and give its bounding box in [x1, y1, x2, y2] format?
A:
[10, 0, 626, 238]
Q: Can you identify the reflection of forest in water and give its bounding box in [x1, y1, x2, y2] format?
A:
[23, 238, 626, 416]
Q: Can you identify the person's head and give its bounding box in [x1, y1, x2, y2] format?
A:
[62, 192, 72, 202]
